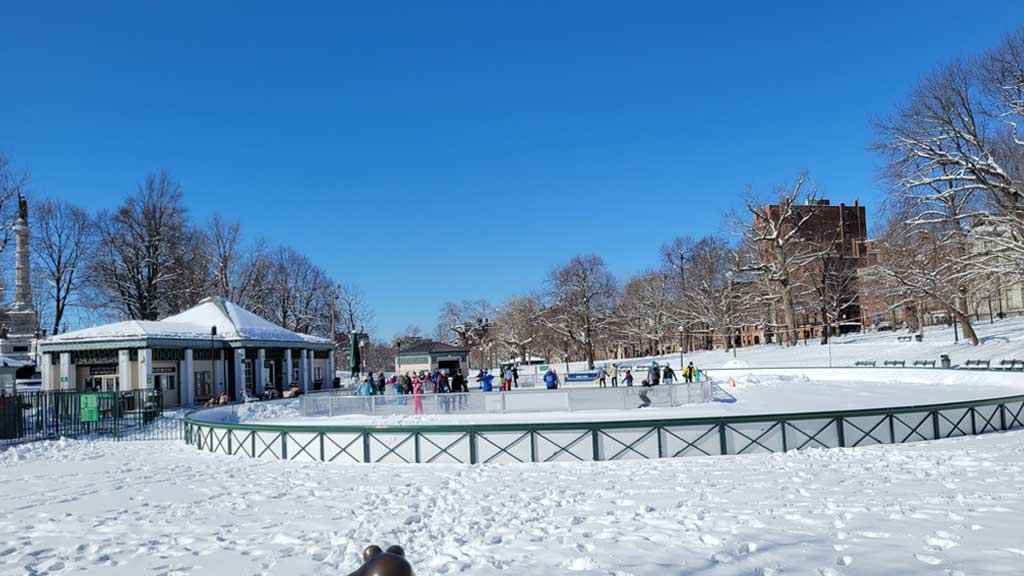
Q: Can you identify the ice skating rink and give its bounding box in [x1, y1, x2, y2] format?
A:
[223, 368, 1024, 427]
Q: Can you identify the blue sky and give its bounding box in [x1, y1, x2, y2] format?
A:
[3, 1, 1023, 338]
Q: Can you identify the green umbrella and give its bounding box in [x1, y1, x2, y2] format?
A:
[349, 332, 361, 378]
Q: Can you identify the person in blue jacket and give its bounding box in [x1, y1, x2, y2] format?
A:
[480, 369, 495, 392]
[356, 377, 375, 396]
[543, 368, 559, 390]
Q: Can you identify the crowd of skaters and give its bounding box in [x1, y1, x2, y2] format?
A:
[351, 359, 700, 406]
[596, 361, 699, 388]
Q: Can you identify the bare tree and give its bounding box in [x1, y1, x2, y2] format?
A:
[811, 248, 860, 344]
[261, 245, 333, 335]
[334, 283, 374, 334]
[687, 236, 746, 351]
[542, 254, 617, 369]
[735, 174, 825, 346]
[32, 200, 93, 335]
[615, 271, 673, 356]
[493, 295, 544, 363]
[88, 172, 192, 319]
[875, 30, 1024, 284]
[436, 299, 492, 346]
[205, 215, 242, 298]
[660, 236, 695, 352]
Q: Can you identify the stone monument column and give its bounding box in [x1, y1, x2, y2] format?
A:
[13, 194, 33, 313]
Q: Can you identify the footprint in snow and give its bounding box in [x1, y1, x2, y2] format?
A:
[914, 553, 943, 565]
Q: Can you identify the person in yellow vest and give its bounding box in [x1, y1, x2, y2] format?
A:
[682, 362, 696, 383]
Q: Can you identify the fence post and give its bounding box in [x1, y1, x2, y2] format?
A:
[591, 428, 600, 460]
[836, 417, 845, 448]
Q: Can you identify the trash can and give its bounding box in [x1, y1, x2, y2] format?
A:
[940, 354, 951, 369]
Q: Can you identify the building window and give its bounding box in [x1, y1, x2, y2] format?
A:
[315, 367, 323, 383]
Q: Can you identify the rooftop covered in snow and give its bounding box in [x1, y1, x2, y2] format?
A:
[39, 297, 332, 352]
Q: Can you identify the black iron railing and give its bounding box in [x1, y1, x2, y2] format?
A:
[0, 389, 182, 446]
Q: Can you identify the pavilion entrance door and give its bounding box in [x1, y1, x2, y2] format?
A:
[264, 361, 278, 393]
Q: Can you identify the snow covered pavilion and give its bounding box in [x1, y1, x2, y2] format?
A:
[38, 297, 335, 406]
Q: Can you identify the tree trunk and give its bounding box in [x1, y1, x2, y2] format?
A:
[781, 284, 798, 346]
[956, 295, 980, 346]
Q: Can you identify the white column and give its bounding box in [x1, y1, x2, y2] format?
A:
[40, 353, 53, 391]
[118, 349, 131, 391]
[213, 350, 223, 396]
[255, 348, 266, 396]
[233, 349, 245, 399]
[326, 352, 335, 389]
[137, 348, 153, 390]
[284, 349, 293, 389]
[299, 349, 309, 392]
[307, 350, 314, 390]
[181, 349, 194, 405]
[59, 352, 75, 391]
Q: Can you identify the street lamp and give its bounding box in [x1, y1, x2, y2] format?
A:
[210, 325, 217, 401]
[678, 325, 685, 369]
[725, 271, 736, 358]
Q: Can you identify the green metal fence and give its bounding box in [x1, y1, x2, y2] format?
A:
[0, 389, 183, 446]
[183, 392, 1024, 464]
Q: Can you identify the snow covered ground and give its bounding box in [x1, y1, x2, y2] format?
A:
[4, 432, 1024, 575]
[3, 318, 1024, 575]
[535, 316, 1024, 377]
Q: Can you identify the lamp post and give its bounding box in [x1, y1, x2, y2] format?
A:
[678, 325, 685, 369]
[210, 325, 217, 400]
[563, 339, 570, 375]
[726, 271, 736, 358]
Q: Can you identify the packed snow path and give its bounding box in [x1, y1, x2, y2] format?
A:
[3, 433, 1024, 575]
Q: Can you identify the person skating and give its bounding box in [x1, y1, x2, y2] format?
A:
[412, 378, 424, 414]
[503, 367, 514, 392]
[623, 369, 634, 387]
[638, 377, 652, 408]
[598, 366, 608, 388]
[683, 362, 696, 383]
[647, 363, 661, 386]
[377, 372, 387, 395]
[608, 363, 619, 387]
[480, 369, 495, 392]
[663, 364, 676, 385]
[512, 365, 519, 388]
[543, 368, 559, 390]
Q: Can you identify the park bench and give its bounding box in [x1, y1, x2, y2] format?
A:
[912, 360, 936, 367]
[896, 334, 924, 343]
[896, 336, 912, 342]
[963, 359, 991, 369]
[883, 360, 906, 367]
[854, 360, 877, 367]
[998, 359, 1024, 371]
